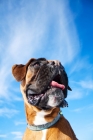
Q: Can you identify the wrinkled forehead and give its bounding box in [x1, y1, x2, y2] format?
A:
[36, 58, 47, 61]
[28, 58, 48, 66]
[29, 58, 47, 65]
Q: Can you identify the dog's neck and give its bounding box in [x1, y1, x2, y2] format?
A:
[25, 104, 60, 126]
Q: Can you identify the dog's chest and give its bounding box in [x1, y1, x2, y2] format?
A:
[33, 111, 48, 140]
[41, 129, 47, 140]
[33, 110, 48, 125]
[23, 128, 47, 140]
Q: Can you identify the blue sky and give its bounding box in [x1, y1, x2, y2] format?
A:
[0, 0, 93, 139]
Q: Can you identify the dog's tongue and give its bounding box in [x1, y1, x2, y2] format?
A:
[50, 81, 65, 90]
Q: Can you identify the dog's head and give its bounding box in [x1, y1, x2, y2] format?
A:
[12, 58, 71, 110]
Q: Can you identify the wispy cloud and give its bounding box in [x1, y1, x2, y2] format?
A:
[6, 0, 80, 64]
[0, 107, 19, 118]
[71, 104, 93, 113]
[14, 120, 26, 126]
[11, 131, 23, 139]
[71, 79, 93, 90]
[0, 66, 12, 99]
[79, 80, 93, 90]
[71, 107, 85, 113]
[67, 88, 84, 100]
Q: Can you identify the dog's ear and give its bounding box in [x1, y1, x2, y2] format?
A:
[68, 86, 72, 91]
[12, 58, 35, 81]
[12, 64, 26, 81]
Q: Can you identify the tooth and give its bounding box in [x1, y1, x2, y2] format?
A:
[59, 70, 61, 74]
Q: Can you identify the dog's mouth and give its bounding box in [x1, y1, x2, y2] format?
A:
[26, 74, 68, 109]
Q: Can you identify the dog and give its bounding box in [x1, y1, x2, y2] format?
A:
[12, 58, 77, 140]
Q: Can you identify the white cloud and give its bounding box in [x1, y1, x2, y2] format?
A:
[14, 120, 26, 126]
[71, 107, 85, 113]
[67, 88, 83, 100]
[71, 79, 93, 90]
[69, 57, 90, 74]
[79, 80, 93, 90]
[0, 107, 19, 118]
[0, 0, 80, 64]
[11, 131, 23, 139]
[71, 104, 93, 113]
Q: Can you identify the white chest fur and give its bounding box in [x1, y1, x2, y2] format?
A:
[41, 129, 47, 140]
[33, 110, 48, 125]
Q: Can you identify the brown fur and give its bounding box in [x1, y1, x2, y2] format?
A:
[12, 58, 78, 140]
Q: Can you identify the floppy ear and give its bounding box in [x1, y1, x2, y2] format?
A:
[12, 64, 26, 81]
[12, 58, 35, 81]
[68, 86, 72, 91]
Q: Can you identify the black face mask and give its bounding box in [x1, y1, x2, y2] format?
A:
[27, 87, 68, 110]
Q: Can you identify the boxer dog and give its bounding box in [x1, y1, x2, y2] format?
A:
[12, 58, 77, 140]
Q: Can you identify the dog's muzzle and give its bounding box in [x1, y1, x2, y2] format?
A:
[26, 62, 68, 109]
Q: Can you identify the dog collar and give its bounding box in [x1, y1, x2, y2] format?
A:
[27, 113, 61, 131]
